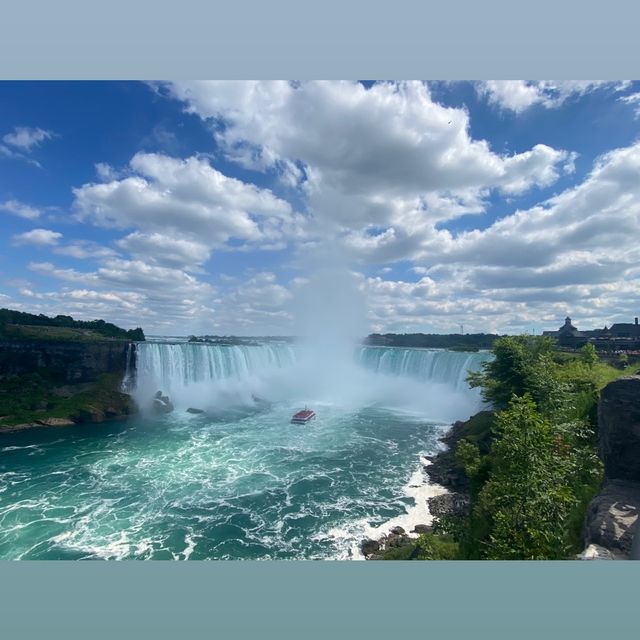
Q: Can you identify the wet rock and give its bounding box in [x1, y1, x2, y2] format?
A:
[187, 407, 205, 414]
[390, 526, 405, 535]
[151, 391, 174, 414]
[386, 532, 410, 548]
[412, 524, 433, 535]
[361, 539, 380, 557]
[386, 534, 401, 548]
[35, 417, 75, 427]
[428, 492, 470, 518]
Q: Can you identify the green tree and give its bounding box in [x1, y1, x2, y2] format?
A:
[579, 343, 598, 368]
[473, 395, 575, 559]
[467, 335, 564, 415]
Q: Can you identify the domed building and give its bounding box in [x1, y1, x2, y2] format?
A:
[543, 316, 588, 348]
[543, 316, 640, 351]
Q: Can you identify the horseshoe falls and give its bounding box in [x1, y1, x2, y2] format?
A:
[0, 342, 491, 560]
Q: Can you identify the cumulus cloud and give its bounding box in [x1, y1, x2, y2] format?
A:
[10, 81, 639, 335]
[13, 228, 62, 246]
[116, 232, 211, 269]
[0, 199, 41, 220]
[477, 81, 628, 114]
[73, 152, 300, 270]
[364, 141, 640, 332]
[28, 257, 217, 333]
[161, 81, 574, 229]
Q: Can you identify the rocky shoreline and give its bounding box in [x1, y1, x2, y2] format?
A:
[0, 389, 137, 433]
[0, 409, 136, 433]
[360, 415, 480, 560]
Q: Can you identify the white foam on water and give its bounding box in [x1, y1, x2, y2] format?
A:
[313, 450, 450, 560]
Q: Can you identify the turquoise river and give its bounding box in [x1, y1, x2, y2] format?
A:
[0, 342, 490, 560]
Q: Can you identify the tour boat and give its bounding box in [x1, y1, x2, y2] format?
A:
[291, 408, 316, 424]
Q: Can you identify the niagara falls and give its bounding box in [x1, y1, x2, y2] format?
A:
[0, 338, 490, 560]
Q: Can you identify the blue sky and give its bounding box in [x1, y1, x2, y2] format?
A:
[1, 80, 640, 336]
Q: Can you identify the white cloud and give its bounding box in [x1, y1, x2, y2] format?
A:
[161, 81, 573, 228]
[95, 162, 119, 181]
[9, 82, 638, 336]
[26, 256, 218, 334]
[54, 240, 119, 260]
[116, 232, 211, 269]
[477, 81, 628, 114]
[13, 228, 62, 246]
[73, 152, 300, 270]
[619, 92, 640, 118]
[0, 199, 41, 220]
[2, 126, 55, 151]
[29, 262, 94, 283]
[360, 141, 640, 332]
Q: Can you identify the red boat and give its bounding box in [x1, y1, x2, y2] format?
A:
[291, 408, 316, 424]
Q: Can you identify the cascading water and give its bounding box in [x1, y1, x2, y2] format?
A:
[134, 341, 489, 388]
[356, 346, 490, 392]
[1, 341, 493, 560]
[132, 340, 490, 421]
[121, 342, 136, 393]
[135, 341, 296, 393]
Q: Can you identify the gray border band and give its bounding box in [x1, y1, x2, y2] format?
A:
[0, 0, 638, 79]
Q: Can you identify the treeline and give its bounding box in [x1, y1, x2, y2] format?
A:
[188, 335, 295, 345]
[365, 332, 501, 350]
[0, 308, 145, 341]
[432, 337, 610, 559]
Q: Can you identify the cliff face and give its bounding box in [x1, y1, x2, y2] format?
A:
[0, 340, 136, 431]
[582, 376, 640, 559]
[598, 377, 640, 484]
[0, 340, 131, 384]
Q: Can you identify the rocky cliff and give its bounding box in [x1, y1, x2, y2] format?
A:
[0, 340, 132, 383]
[0, 340, 137, 431]
[582, 375, 640, 559]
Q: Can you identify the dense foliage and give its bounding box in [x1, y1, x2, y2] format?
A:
[0, 308, 144, 341]
[436, 335, 613, 559]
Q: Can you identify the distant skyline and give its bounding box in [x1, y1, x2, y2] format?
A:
[1, 80, 640, 335]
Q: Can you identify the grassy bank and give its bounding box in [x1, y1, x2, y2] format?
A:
[2, 324, 128, 342]
[0, 308, 144, 342]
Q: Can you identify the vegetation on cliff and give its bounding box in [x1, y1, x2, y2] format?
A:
[431, 337, 639, 559]
[374, 337, 639, 560]
[0, 308, 141, 431]
[0, 308, 145, 342]
[0, 372, 136, 430]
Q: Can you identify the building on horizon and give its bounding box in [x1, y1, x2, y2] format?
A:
[543, 316, 640, 351]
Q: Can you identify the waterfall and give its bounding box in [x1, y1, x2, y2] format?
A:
[134, 341, 489, 393]
[356, 347, 490, 391]
[121, 342, 136, 392]
[135, 341, 297, 394]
